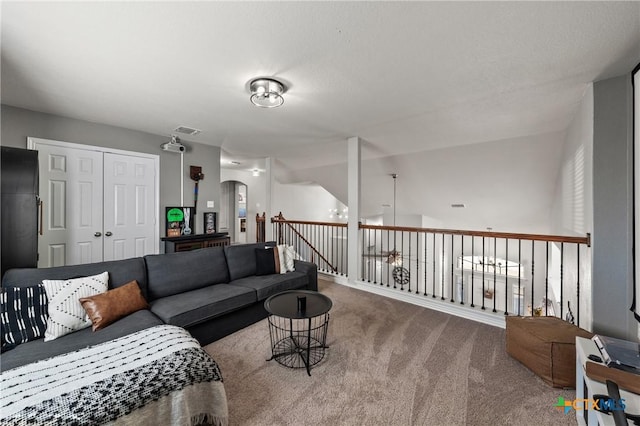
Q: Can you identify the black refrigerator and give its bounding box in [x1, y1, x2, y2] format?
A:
[1, 146, 39, 277]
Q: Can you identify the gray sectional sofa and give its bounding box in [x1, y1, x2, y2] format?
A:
[1, 242, 317, 371]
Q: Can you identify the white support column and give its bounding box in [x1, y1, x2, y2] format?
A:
[265, 157, 274, 242]
[347, 137, 361, 284]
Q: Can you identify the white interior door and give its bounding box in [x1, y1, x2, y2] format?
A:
[103, 153, 156, 261]
[35, 142, 104, 267]
[29, 137, 159, 267]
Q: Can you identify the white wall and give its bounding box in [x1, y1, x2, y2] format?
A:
[220, 171, 347, 243]
[549, 85, 594, 331]
[220, 168, 267, 244]
[285, 132, 565, 234]
[591, 74, 635, 340]
[363, 213, 442, 228]
[551, 86, 594, 237]
[1, 105, 222, 245]
[380, 212, 442, 229]
[273, 181, 347, 223]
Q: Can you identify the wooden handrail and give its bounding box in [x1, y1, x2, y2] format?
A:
[270, 213, 590, 247]
[271, 217, 348, 228]
[271, 212, 347, 228]
[360, 224, 590, 247]
[272, 213, 338, 272]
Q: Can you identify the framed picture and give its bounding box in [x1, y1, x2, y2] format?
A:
[204, 212, 217, 234]
[166, 207, 195, 237]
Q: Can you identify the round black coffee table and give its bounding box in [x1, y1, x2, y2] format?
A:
[264, 290, 332, 376]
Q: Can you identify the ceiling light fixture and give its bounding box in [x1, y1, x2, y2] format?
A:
[249, 78, 285, 108]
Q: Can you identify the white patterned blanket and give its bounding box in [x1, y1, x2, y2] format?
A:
[1, 325, 228, 425]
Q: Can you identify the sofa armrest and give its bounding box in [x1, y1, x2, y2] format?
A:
[294, 260, 318, 291]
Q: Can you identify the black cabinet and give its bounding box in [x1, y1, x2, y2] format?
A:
[1, 147, 39, 277]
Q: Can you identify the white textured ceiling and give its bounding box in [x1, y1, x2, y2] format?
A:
[2, 2, 639, 230]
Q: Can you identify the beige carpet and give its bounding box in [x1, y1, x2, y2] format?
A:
[205, 280, 577, 425]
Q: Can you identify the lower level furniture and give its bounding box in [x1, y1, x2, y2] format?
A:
[161, 233, 230, 253]
[576, 336, 640, 426]
[506, 316, 593, 388]
[264, 290, 332, 376]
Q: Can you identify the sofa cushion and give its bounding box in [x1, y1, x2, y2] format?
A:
[1, 285, 48, 352]
[229, 271, 309, 301]
[0, 309, 164, 372]
[1, 257, 149, 300]
[150, 284, 256, 328]
[145, 247, 229, 300]
[80, 280, 149, 331]
[225, 242, 275, 281]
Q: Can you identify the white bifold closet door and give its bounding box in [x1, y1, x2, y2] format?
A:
[36, 143, 104, 266]
[31, 138, 158, 267]
[103, 153, 156, 262]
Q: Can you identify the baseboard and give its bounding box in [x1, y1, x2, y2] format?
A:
[319, 272, 506, 329]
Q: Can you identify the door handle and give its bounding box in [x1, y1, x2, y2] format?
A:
[38, 200, 44, 236]
[94, 232, 102, 237]
[105, 231, 113, 237]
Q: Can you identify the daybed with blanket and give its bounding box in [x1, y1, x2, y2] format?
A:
[1, 242, 317, 425]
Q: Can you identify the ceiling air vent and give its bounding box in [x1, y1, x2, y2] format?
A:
[173, 126, 201, 136]
[451, 203, 466, 208]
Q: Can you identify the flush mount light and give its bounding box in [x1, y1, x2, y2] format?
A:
[249, 78, 285, 108]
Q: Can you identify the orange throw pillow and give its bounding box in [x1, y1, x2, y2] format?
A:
[80, 280, 149, 331]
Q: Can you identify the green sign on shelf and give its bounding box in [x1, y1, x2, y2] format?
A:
[167, 208, 184, 222]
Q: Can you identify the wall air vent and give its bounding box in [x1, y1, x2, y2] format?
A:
[451, 203, 466, 208]
[173, 126, 201, 136]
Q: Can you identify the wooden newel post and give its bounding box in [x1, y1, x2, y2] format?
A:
[256, 212, 266, 242]
[271, 212, 285, 245]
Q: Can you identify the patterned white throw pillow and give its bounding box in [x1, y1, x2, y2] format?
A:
[41, 272, 109, 341]
[284, 245, 297, 272]
[276, 245, 288, 274]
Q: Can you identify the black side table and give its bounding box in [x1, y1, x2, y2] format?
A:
[264, 290, 332, 376]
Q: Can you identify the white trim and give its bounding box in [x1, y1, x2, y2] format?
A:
[634, 66, 640, 340]
[27, 136, 160, 255]
[347, 137, 361, 286]
[180, 151, 184, 206]
[320, 272, 506, 329]
[28, 137, 156, 160]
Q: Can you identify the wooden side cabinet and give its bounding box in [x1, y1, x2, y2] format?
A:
[161, 233, 230, 253]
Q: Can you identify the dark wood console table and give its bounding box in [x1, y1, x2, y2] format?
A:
[161, 233, 230, 253]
